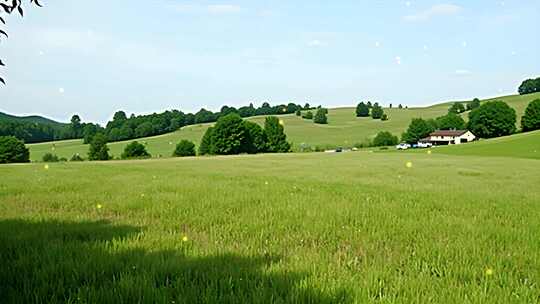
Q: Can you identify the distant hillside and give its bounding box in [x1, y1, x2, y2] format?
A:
[26, 93, 540, 161]
[429, 130, 540, 160]
[0, 112, 66, 126]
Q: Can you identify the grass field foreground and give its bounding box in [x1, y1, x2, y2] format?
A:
[1, 152, 539, 303]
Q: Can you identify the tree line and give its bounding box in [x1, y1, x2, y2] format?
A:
[355, 102, 388, 121]
[519, 77, 540, 95]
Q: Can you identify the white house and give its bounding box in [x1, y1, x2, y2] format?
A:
[422, 130, 476, 145]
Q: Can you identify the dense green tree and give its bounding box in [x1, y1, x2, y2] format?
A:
[372, 131, 399, 147]
[198, 127, 215, 155]
[134, 122, 154, 138]
[518, 77, 540, 95]
[436, 113, 465, 130]
[366, 101, 373, 109]
[521, 99, 540, 132]
[69, 115, 82, 138]
[211, 114, 247, 155]
[295, 109, 301, 116]
[398, 104, 403, 109]
[238, 104, 257, 117]
[88, 133, 110, 161]
[402, 118, 436, 144]
[194, 108, 215, 124]
[264, 116, 290, 153]
[356, 102, 370, 117]
[173, 140, 196, 157]
[121, 141, 150, 159]
[243, 121, 267, 154]
[449, 103, 466, 114]
[467, 98, 481, 111]
[304, 103, 311, 110]
[371, 103, 384, 119]
[467, 100, 516, 138]
[0, 136, 30, 163]
[314, 108, 328, 124]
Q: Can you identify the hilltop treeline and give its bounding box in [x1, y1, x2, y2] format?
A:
[0, 102, 310, 144]
[519, 77, 540, 95]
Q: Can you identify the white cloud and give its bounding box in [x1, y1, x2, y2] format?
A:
[308, 40, 327, 47]
[395, 56, 402, 65]
[207, 4, 241, 14]
[455, 69, 472, 76]
[403, 4, 462, 22]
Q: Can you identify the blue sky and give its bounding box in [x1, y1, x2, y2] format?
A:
[0, 0, 539, 124]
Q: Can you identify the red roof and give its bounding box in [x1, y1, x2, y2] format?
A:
[430, 130, 468, 137]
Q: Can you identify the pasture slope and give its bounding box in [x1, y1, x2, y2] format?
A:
[430, 129, 540, 159]
[27, 92, 540, 161]
[1, 151, 540, 303]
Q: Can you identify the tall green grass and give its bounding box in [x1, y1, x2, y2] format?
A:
[1, 152, 539, 303]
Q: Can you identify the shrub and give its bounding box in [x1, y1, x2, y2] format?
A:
[302, 111, 313, 119]
[173, 140, 196, 157]
[88, 133, 110, 161]
[122, 141, 151, 159]
[313, 108, 328, 124]
[521, 99, 540, 132]
[295, 109, 301, 116]
[371, 103, 384, 119]
[402, 118, 435, 144]
[42, 153, 59, 162]
[243, 121, 267, 154]
[381, 114, 389, 121]
[70, 154, 84, 162]
[199, 127, 215, 155]
[467, 100, 516, 138]
[0, 136, 30, 164]
[265, 116, 290, 153]
[355, 102, 370, 117]
[372, 131, 399, 147]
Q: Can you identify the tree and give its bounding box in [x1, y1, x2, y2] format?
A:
[1, 0, 43, 85]
[398, 104, 403, 109]
[355, 102, 370, 117]
[264, 116, 290, 153]
[121, 141, 150, 159]
[88, 133, 110, 161]
[449, 102, 466, 114]
[467, 98, 481, 111]
[373, 131, 399, 147]
[211, 114, 247, 155]
[304, 103, 311, 110]
[371, 103, 384, 119]
[521, 99, 540, 132]
[198, 127, 215, 155]
[402, 118, 435, 144]
[366, 101, 373, 109]
[467, 100, 516, 138]
[302, 111, 313, 119]
[194, 108, 215, 124]
[0, 136, 29, 163]
[313, 108, 328, 124]
[436, 113, 465, 130]
[295, 109, 301, 116]
[518, 77, 540, 95]
[173, 140, 196, 157]
[243, 121, 267, 154]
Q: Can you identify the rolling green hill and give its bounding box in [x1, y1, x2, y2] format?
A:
[26, 93, 540, 161]
[427, 130, 540, 160]
[0, 111, 66, 126]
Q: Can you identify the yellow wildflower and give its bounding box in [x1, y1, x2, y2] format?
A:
[96, 204, 103, 209]
[406, 161, 413, 168]
[182, 236, 188, 242]
[44, 164, 49, 170]
[485, 268, 494, 276]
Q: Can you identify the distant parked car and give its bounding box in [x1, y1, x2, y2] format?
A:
[396, 143, 411, 150]
[416, 142, 433, 148]
[335, 147, 343, 153]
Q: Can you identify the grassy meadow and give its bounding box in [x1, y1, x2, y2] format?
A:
[1, 151, 540, 303]
[27, 93, 540, 161]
